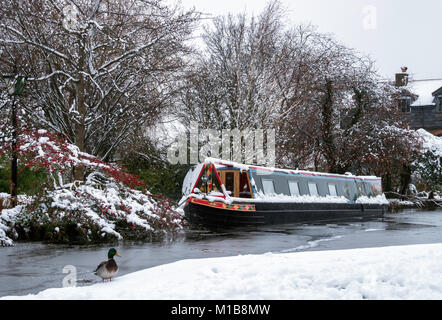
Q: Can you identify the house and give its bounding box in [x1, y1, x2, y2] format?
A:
[396, 69, 442, 137]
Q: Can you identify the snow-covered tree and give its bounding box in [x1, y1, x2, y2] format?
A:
[176, 1, 283, 131]
[175, 1, 421, 193]
[0, 91, 11, 141]
[0, 0, 199, 181]
[0, 127, 184, 246]
[273, 25, 418, 174]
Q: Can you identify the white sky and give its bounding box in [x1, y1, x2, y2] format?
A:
[179, 0, 442, 80]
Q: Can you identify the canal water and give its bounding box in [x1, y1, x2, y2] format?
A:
[1, 209, 442, 297]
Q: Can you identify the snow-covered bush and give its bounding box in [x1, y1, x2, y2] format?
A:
[14, 173, 183, 244]
[0, 193, 24, 247]
[0, 128, 184, 246]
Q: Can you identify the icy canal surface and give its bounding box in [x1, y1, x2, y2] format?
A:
[1, 209, 442, 299]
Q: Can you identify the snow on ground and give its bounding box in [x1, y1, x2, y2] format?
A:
[388, 199, 415, 207]
[3, 243, 442, 300]
[0, 194, 30, 247]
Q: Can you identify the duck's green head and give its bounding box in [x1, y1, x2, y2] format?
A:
[108, 248, 120, 259]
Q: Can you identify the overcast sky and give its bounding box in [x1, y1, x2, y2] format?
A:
[180, 0, 442, 80]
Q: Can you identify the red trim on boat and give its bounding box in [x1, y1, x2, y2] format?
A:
[191, 164, 206, 194]
[191, 198, 256, 212]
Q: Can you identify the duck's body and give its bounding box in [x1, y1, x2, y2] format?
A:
[94, 258, 119, 281]
[94, 248, 120, 282]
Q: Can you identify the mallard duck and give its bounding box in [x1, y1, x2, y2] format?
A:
[94, 248, 120, 282]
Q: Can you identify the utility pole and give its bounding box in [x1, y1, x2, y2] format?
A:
[4, 66, 26, 207]
[10, 95, 17, 207]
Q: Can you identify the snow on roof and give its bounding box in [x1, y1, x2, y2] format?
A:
[407, 79, 442, 107]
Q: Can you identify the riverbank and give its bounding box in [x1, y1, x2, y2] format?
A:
[3, 242, 442, 300]
[387, 195, 442, 212]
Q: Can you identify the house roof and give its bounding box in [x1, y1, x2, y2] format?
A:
[406, 79, 442, 107]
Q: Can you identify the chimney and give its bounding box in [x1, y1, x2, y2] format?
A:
[395, 67, 409, 87]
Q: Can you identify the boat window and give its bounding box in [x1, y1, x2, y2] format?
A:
[219, 170, 253, 198]
[262, 179, 276, 195]
[308, 182, 318, 196]
[288, 181, 300, 196]
[364, 183, 374, 197]
[356, 182, 365, 197]
[328, 184, 338, 197]
[239, 172, 252, 198]
[224, 172, 235, 196]
[368, 181, 382, 196]
[343, 184, 351, 198]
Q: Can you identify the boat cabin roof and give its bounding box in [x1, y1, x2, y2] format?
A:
[182, 158, 385, 203]
[204, 158, 381, 181]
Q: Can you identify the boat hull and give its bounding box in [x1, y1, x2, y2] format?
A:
[184, 199, 387, 228]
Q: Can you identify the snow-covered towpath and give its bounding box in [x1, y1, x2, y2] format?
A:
[2, 243, 442, 300]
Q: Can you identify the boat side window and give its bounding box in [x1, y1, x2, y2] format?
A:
[356, 182, 365, 197]
[224, 172, 235, 196]
[239, 172, 252, 198]
[328, 183, 338, 197]
[364, 183, 374, 197]
[308, 182, 318, 196]
[262, 179, 276, 195]
[288, 181, 300, 196]
[343, 184, 351, 198]
[369, 181, 382, 196]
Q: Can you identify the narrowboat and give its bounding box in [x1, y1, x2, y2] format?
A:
[182, 158, 388, 228]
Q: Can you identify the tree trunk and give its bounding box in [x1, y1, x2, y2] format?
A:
[74, 41, 86, 182]
[383, 172, 392, 193]
[321, 80, 337, 173]
[399, 164, 412, 195]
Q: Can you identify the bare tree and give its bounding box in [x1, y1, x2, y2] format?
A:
[176, 1, 283, 131]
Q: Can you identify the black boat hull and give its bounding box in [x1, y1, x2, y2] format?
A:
[184, 200, 387, 228]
